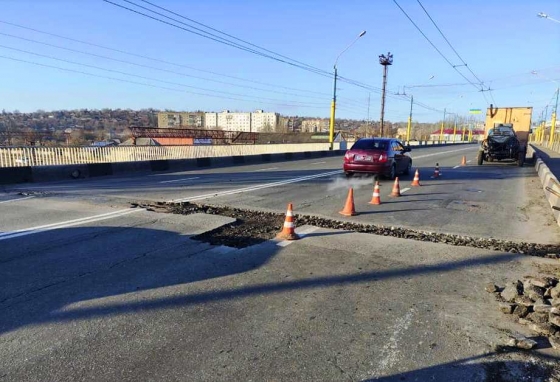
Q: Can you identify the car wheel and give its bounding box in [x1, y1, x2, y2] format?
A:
[345, 172, 354, 178]
[477, 151, 484, 166]
[387, 164, 396, 180]
[403, 161, 412, 176]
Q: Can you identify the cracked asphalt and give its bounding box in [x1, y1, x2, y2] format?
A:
[1, 144, 560, 381]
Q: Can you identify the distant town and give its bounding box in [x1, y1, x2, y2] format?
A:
[0, 108, 483, 146]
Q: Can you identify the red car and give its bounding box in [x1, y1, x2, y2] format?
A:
[343, 138, 412, 179]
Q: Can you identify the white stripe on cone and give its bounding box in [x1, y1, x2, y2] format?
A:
[284, 222, 295, 228]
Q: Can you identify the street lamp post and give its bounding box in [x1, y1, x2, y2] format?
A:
[439, 108, 446, 142]
[402, 76, 434, 142]
[329, 31, 366, 150]
[532, 70, 559, 144]
[379, 52, 393, 137]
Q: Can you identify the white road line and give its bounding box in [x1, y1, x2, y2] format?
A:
[311, 161, 326, 165]
[0, 208, 145, 241]
[277, 226, 319, 247]
[255, 167, 278, 172]
[0, 196, 35, 204]
[159, 177, 200, 184]
[400, 187, 411, 194]
[169, 170, 341, 203]
[467, 160, 472, 163]
[453, 165, 461, 169]
[413, 146, 474, 160]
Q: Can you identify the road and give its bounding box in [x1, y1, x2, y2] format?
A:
[1, 144, 560, 381]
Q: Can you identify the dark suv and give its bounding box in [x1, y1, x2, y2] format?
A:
[343, 138, 412, 179]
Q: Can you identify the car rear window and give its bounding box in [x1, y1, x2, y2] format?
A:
[351, 140, 388, 150]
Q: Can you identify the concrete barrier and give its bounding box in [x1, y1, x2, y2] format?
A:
[0, 142, 475, 185]
[529, 144, 560, 226]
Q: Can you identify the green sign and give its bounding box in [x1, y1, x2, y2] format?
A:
[469, 109, 482, 114]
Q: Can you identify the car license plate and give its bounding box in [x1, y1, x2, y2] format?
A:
[356, 155, 372, 161]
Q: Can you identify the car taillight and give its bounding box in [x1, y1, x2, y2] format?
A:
[378, 154, 388, 163]
[344, 152, 354, 162]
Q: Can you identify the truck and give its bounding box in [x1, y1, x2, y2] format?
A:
[477, 105, 532, 167]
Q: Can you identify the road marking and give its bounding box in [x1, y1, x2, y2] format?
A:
[0, 208, 145, 241]
[0, 196, 35, 204]
[453, 165, 461, 169]
[413, 146, 475, 160]
[169, 170, 341, 203]
[467, 160, 472, 163]
[277, 226, 319, 247]
[375, 308, 416, 376]
[159, 177, 200, 184]
[311, 161, 326, 165]
[255, 167, 278, 172]
[400, 187, 411, 194]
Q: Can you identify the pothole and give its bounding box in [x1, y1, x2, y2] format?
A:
[136, 202, 560, 255]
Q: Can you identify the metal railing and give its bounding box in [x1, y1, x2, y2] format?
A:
[0, 143, 346, 168]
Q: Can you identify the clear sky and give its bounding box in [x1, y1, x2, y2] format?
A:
[0, 0, 558, 123]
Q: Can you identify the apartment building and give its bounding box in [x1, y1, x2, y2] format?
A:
[301, 118, 328, 133]
[204, 110, 279, 132]
[157, 112, 204, 128]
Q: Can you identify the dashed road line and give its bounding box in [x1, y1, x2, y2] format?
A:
[0, 196, 35, 204]
[400, 187, 411, 194]
[255, 167, 279, 172]
[159, 177, 200, 184]
[453, 165, 461, 169]
[169, 170, 341, 203]
[311, 161, 327, 165]
[277, 226, 319, 247]
[0, 208, 145, 241]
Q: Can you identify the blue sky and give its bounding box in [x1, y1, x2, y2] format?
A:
[0, 0, 558, 122]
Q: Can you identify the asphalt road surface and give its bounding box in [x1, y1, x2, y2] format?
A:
[1, 144, 560, 381]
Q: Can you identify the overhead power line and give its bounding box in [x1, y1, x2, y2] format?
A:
[0, 31, 331, 101]
[0, 20, 330, 96]
[416, 0, 486, 86]
[392, 0, 483, 92]
[102, 0, 332, 78]
[0, 47, 327, 108]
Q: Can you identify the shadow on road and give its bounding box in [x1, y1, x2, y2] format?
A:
[0, 223, 522, 336]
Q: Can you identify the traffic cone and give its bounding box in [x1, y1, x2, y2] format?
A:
[411, 169, 421, 187]
[431, 163, 440, 178]
[461, 155, 467, 166]
[339, 188, 357, 216]
[390, 177, 401, 197]
[276, 203, 300, 240]
[369, 181, 382, 205]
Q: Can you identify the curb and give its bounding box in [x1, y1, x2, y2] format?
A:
[528, 144, 560, 226]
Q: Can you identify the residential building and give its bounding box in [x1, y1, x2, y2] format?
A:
[157, 112, 205, 128]
[205, 112, 218, 129]
[217, 110, 251, 131]
[251, 110, 279, 132]
[301, 118, 328, 133]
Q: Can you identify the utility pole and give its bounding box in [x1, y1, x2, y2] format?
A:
[550, 88, 559, 145]
[453, 115, 458, 142]
[367, 92, 371, 127]
[379, 52, 393, 137]
[406, 95, 413, 142]
[439, 108, 446, 142]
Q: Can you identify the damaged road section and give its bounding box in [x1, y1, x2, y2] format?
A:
[137, 201, 560, 255]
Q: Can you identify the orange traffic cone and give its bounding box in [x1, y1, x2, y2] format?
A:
[431, 163, 440, 178]
[461, 156, 467, 166]
[411, 169, 421, 187]
[339, 188, 357, 216]
[276, 203, 300, 240]
[369, 181, 382, 205]
[390, 177, 401, 197]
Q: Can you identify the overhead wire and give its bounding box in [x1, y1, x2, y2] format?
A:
[0, 53, 327, 109]
[0, 20, 331, 97]
[392, 0, 484, 92]
[0, 31, 331, 101]
[102, 0, 333, 78]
